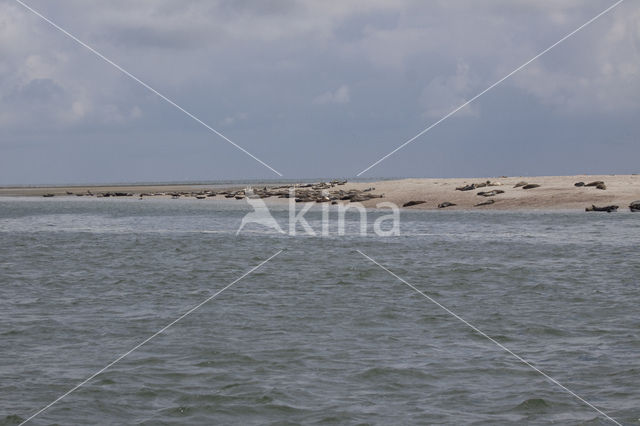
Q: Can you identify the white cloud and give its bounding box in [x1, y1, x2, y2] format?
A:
[344, 1, 639, 115]
[510, 5, 640, 114]
[313, 84, 350, 105]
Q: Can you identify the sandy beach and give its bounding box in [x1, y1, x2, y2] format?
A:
[342, 174, 640, 211]
[1, 174, 638, 211]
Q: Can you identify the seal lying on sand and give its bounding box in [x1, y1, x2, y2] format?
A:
[477, 190, 504, 197]
[438, 202, 456, 208]
[456, 184, 476, 191]
[585, 205, 618, 212]
[629, 201, 640, 212]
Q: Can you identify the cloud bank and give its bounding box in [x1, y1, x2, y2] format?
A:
[0, 0, 638, 183]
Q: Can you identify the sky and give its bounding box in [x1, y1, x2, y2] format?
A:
[0, 0, 638, 184]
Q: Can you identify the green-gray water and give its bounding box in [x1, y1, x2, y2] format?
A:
[1, 197, 638, 425]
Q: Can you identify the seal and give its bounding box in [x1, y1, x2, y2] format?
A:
[477, 190, 504, 197]
[585, 205, 618, 212]
[438, 202, 456, 208]
[403, 200, 426, 207]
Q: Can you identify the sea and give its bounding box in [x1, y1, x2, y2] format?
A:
[0, 196, 638, 425]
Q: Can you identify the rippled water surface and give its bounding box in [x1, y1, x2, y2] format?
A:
[1, 197, 638, 425]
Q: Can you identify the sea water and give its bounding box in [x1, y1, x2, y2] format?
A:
[0, 197, 638, 425]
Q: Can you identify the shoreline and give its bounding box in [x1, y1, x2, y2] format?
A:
[1, 174, 638, 211]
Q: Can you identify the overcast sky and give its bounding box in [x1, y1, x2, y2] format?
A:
[1, 0, 638, 184]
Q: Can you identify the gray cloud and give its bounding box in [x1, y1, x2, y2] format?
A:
[0, 0, 638, 183]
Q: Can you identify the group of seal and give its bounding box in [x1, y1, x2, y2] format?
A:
[576, 181, 607, 190]
[586, 201, 640, 212]
[220, 181, 383, 204]
[456, 180, 503, 191]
